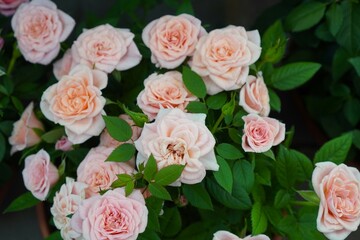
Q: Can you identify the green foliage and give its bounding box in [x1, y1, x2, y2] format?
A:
[206, 92, 227, 110]
[251, 201, 268, 235]
[103, 115, 132, 142]
[285, 1, 326, 32]
[233, 160, 255, 193]
[106, 143, 136, 162]
[261, 20, 287, 64]
[268, 88, 281, 112]
[271, 62, 321, 90]
[41, 128, 65, 144]
[183, 183, 213, 210]
[314, 133, 352, 164]
[213, 156, 233, 193]
[182, 66, 207, 98]
[216, 143, 244, 160]
[154, 164, 185, 186]
[186, 101, 208, 114]
[4, 192, 40, 213]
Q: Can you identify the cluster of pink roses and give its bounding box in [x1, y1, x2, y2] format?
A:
[4, 0, 360, 239]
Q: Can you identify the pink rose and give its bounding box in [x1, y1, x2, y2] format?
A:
[53, 49, 75, 80]
[9, 102, 44, 155]
[71, 188, 148, 240]
[312, 162, 360, 240]
[72, 24, 142, 73]
[137, 71, 198, 120]
[134, 108, 218, 186]
[50, 177, 87, 240]
[213, 231, 270, 240]
[55, 136, 73, 152]
[239, 74, 270, 116]
[190, 25, 261, 95]
[0, 0, 27, 16]
[99, 114, 142, 148]
[142, 14, 206, 69]
[242, 114, 285, 153]
[40, 65, 107, 144]
[11, 0, 75, 64]
[22, 149, 59, 201]
[77, 146, 135, 197]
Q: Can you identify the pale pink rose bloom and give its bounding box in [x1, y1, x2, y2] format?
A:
[72, 24, 141, 73]
[55, 136, 73, 152]
[99, 114, 142, 148]
[142, 14, 206, 69]
[135, 108, 218, 186]
[71, 188, 148, 240]
[9, 102, 44, 155]
[40, 65, 107, 144]
[50, 177, 87, 240]
[242, 114, 285, 153]
[77, 146, 135, 197]
[53, 49, 75, 81]
[137, 71, 198, 120]
[190, 25, 261, 95]
[312, 162, 360, 240]
[11, 0, 75, 65]
[239, 74, 270, 116]
[0, 0, 27, 16]
[22, 149, 59, 201]
[213, 231, 270, 240]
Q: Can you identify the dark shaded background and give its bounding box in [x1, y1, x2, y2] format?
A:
[1, 0, 359, 239]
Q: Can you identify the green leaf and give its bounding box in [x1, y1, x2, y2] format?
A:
[213, 156, 233, 193]
[145, 197, 163, 231]
[137, 228, 161, 240]
[315, 23, 335, 42]
[111, 174, 132, 188]
[122, 105, 149, 127]
[285, 1, 326, 32]
[186, 101, 208, 114]
[232, 110, 246, 127]
[4, 192, 40, 213]
[261, 20, 287, 64]
[106, 143, 136, 162]
[176, 222, 209, 240]
[274, 189, 291, 209]
[255, 168, 271, 186]
[251, 201, 268, 235]
[268, 88, 281, 112]
[262, 150, 275, 161]
[228, 128, 242, 144]
[0, 67, 5, 77]
[271, 62, 321, 90]
[44, 231, 61, 240]
[103, 115, 132, 142]
[297, 190, 320, 205]
[144, 155, 157, 182]
[160, 207, 182, 237]
[112, 70, 121, 82]
[332, 48, 351, 81]
[11, 96, 24, 113]
[176, 0, 194, 15]
[125, 180, 134, 196]
[154, 164, 185, 186]
[207, 177, 251, 210]
[0, 133, 5, 162]
[183, 183, 213, 210]
[314, 133, 352, 164]
[216, 143, 244, 160]
[349, 56, 360, 77]
[233, 160, 254, 193]
[41, 128, 65, 144]
[326, 3, 344, 36]
[352, 130, 360, 150]
[148, 183, 172, 200]
[206, 92, 227, 110]
[335, 1, 360, 54]
[276, 146, 298, 189]
[344, 98, 360, 126]
[182, 66, 206, 98]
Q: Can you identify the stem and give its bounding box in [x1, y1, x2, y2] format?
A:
[211, 112, 224, 134]
[291, 201, 318, 207]
[7, 43, 20, 76]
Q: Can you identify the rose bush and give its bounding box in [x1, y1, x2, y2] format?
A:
[3, 1, 359, 240]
